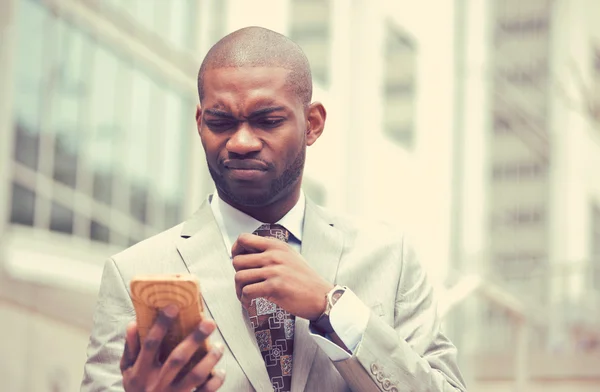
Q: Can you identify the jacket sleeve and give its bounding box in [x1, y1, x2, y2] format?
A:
[333, 238, 467, 392]
[80, 258, 133, 392]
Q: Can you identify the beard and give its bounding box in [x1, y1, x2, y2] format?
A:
[208, 145, 306, 208]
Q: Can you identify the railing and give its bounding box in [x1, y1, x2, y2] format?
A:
[439, 261, 600, 391]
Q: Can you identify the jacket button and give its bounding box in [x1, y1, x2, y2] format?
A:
[370, 363, 379, 375]
[382, 379, 392, 390]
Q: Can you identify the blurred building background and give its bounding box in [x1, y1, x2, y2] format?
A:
[0, 0, 599, 391]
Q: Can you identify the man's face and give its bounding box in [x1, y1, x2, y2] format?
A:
[197, 67, 309, 208]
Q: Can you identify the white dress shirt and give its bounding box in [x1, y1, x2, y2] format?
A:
[210, 191, 370, 361]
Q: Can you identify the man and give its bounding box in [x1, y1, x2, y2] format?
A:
[81, 26, 466, 392]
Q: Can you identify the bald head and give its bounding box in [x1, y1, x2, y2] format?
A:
[198, 26, 312, 106]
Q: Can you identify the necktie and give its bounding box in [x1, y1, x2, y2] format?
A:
[248, 223, 295, 392]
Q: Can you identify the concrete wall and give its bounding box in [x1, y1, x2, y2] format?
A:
[0, 302, 90, 392]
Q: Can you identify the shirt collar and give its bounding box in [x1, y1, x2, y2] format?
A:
[210, 190, 305, 254]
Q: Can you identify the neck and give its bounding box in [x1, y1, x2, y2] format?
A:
[218, 188, 301, 223]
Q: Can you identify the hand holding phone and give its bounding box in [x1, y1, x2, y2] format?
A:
[130, 274, 210, 367]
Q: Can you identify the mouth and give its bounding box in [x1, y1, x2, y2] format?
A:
[222, 159, 269, 171]
[222, 159, 269, 181]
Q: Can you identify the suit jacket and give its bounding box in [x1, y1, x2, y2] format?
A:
[81, 196, 466, 392]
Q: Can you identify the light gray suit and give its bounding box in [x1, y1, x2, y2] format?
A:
[81, 196, 466, 391]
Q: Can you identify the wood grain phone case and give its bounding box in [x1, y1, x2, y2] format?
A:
[130, 274, 209, 367]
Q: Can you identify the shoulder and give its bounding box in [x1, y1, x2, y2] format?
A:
[110, 200, 213, 267]
[310, 203, 409, 251]
[111, 223, 184, 266]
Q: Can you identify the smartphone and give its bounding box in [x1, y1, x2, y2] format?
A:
[130, 274, 210, 368]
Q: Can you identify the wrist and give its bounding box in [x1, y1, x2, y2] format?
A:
[311, 285, 347, 334]
[311, 283, 335, 321]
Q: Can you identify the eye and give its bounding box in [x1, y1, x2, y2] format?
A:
[205, 120, 237, 132]
[254, 118, 284, 129]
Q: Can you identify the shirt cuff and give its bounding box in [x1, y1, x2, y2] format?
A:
[308, 288, 370, 361]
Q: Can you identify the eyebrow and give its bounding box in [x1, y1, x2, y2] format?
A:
[204, 106, 287, 120]
[203, 109, 236, 120]
[246, 106, 286, 118]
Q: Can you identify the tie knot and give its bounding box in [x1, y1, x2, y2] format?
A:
[253, 223, 290, 243]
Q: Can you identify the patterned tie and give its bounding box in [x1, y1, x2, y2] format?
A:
[248, 223, 295, 392]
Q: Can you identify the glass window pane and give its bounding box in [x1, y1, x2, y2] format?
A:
[290, 0, 331, 85]
[14, 0, 47, 133]
[126, 69, 152, 183]
[49, 202, 74, 234]
[53, 138, 78, 187]
[128, 237, 142, 247]
[50, 21, 90, 193]
[208, 0, 227, 46]
[93, 171, 113, 205]
[164, 201, 181, 229]
[51, 21, 86, 142]
[592, 204, 600, 289]
[130, 183, 148, 224]
[90, 220, 109, 243]
[14, 123, 39, 170]
[50, 19, 87, 187]
[158, 90, 186, 200]
[108, 0, 195, 50]
[168, 0, 195, 50]
[154, 0, 172, 43]
[383, 25, 417, 147]
[88, 44, 119, 192]
[10, 182, 36, 226]
[160, 92, 190, 228]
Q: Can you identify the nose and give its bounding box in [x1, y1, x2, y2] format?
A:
[226, 123, 262, 156]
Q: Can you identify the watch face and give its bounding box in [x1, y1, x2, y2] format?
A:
[330, 288, 345, 306]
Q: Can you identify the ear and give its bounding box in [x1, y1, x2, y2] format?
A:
[306, 102, 326, 146]
[195, 103, 202, 135]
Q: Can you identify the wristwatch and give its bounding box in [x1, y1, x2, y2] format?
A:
[312, 285, 347, 335]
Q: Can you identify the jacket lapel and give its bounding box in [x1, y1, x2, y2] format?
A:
[175, 198, 273, 392]
[291, 198, 345, 392]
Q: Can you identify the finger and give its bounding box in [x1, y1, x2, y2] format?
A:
[234, 269, 267, 300]
[155, 319, 217, 389]
[232, 253, 270, 272]
[193, 369, 226, 392]
[134, 304, 178, 372]
[239, 281, 270, 309]
[231, 233, 281, 257]
[231, 237, 258, 258]
[177, 343, 226, 391]
[120, 321, 140, 372]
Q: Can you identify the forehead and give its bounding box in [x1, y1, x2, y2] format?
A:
[202, 67, 299, 112]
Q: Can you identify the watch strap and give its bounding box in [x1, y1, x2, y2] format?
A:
[312, 285, 346, 335]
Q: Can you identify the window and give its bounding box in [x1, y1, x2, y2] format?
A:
[592, 203, 600, 290]
[493, 252, 545, 278]
[496, 15, 549, 36]
[103, 0, 198, 52]
[494, 0, 551, 43]
[497, 61, 547, 88]
[206, 0, 228, 46]
[289, 0, 331, 85]
[383, 24, 417, 147]
[492, 161, 547, 180]
[10, 0, 192, 247]
[591, 44, 600, 123]
[505, 207, 545, 226]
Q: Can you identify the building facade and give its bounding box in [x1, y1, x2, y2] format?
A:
[454, 0, 600, 389]
[0, 0, 453, 390]
[1, 0, 597, 391]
